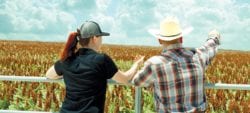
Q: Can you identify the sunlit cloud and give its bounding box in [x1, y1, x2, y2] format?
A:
[0, 0, 249, 50]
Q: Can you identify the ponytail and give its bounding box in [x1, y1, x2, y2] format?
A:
[60, 32, 79, 61]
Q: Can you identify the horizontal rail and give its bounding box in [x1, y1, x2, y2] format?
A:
[0, 75, 250, 90]
[0, 110, 54, 113]
[0, 75, 124, 85]
[0, 75, 63, 83]
[205, 83, 250, 90]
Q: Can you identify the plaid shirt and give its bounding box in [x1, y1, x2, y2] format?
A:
[132, 37, 220, 113]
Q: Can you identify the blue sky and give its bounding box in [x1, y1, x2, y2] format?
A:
[0, 0, 249, 51]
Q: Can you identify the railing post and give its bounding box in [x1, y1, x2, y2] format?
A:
[135, 86, 142, 113]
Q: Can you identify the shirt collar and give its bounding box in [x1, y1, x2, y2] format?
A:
[78, 48, 97, 55]
[162, 43, 183, 53]
[164, 43, 183, 49]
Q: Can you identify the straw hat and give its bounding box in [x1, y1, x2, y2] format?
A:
[148, 17, 193, 41]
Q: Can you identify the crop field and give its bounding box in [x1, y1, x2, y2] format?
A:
[0, 40, 249, 113]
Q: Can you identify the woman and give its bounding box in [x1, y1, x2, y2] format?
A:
[46, 21, 144, 113]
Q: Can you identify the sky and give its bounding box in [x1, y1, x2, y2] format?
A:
[0, 0, 249, 51]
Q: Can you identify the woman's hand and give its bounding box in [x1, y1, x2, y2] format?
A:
[112, 55, 145, 84]
[134, 55, 145, 66]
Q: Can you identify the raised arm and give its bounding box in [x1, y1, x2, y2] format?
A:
[196, 29, 221, 68]
[112, 56, 144, 84]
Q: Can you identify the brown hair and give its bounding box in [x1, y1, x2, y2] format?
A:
[60, 32, 78, 61]
[60, 32, 92, 61]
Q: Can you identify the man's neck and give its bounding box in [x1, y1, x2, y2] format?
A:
[162, 43, 183, 50]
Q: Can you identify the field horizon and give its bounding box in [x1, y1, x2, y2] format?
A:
[1, 39, 249, 52]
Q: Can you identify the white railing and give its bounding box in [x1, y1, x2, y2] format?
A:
[0, 75, 250, 113]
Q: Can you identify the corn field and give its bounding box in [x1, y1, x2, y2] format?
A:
[0, 40, 249, 113]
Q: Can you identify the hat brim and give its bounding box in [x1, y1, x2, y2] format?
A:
[100, 32, 110, 36]
[148, 27, 193, 41]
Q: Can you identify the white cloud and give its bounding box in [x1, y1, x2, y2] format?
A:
[96, 0, 111, 11]
[66, 0, 77, 7]
[0, 0, 249, 50]
[0, 0, 76, 37]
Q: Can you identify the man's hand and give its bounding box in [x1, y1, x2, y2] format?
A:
[209, 29, 220, 39]
[208, 29, 221, 45]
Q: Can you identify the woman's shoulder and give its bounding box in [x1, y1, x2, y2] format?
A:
[97, 53, 113, 61]
[95, 53, 116, 65]
[89, 53, 111, 62]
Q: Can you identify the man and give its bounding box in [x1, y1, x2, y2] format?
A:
[132, 17, 220, 113]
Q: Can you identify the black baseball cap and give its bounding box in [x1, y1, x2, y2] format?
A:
[79, 21, 110, 38]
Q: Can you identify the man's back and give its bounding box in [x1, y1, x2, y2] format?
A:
[147, 46, 206, 112]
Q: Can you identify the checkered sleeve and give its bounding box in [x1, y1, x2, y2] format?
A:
[196, 36, 220, 68]
[131, 61, 155, 87]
